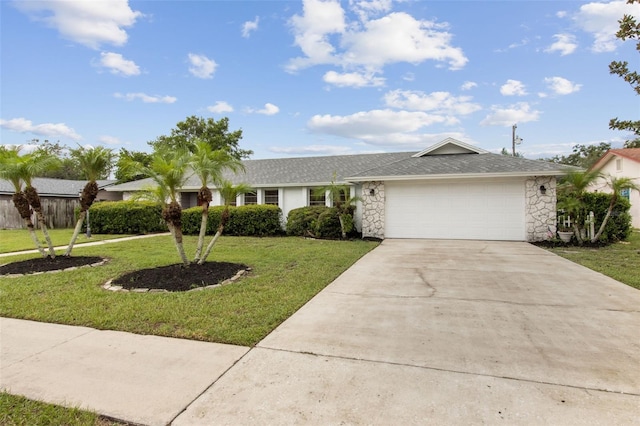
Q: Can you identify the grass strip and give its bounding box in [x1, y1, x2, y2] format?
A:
[0, 229, 135, 254]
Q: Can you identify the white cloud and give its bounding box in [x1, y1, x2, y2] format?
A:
[574, 1, 638, 52]
[545, 33, 578, 56]
[98, 135, 121, 145]
[247, 103, 280, 115]
[500, 79, 527, 96]
[349, 0, 393, 21]
[113, 92, 177, 103]
[384, 90, 481, 116]
[242, 16, 259, 38]
[544, 76, 582, 95]
[287, 1, 467, 74]
[207, 101, 234, 113]
[556, 11, 568, 19]
[460, 81, 477, 91]
[188, 53, 217, 79]
[0, 117, 81, 140]
[97, 52, 140, 76]
[403, 72, 415, 82]
[323, 70, 385, 87]
[480, 102, 541, 126]
[14, 0, 141, 49]
[269, 144, 354, 156]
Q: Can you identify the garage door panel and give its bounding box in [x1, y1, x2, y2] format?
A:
[385, 180, 525, 241]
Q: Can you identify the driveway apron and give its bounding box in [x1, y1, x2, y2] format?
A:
[175, 239, 640, 425]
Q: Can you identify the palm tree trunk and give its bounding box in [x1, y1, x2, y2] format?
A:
[198, 224, 223, 265]
[193, 204, 209, 262]
[338, 213, 346, 239]
[572, 223, 584, 244]
[168, 223, 190, 266]
[36, 211, 56, 258]
[65, 211, 87, 257]
[591, 198, 616, 243]
[26, 221, 47, 257]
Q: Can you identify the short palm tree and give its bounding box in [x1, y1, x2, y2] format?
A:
[198, 180, 252, 265]
[315, 173, 361, 239]
[0, 146, 47, 257]
[591, 176, 639, 242]
[557, 169, 602, 244]
[190, 140, 244, 263]
[64, 146, 115, 256]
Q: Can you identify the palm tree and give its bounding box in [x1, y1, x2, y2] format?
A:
[198, 180, 252, 265]
[557, 169, 602, 244]
[591, 176, 639, 242]
[0, 146, 47, 257]
[123, 148, 191, 266]
[190, 140, 244, 263]
[315, 173, 361, 239]
[64, 146, 115, 256]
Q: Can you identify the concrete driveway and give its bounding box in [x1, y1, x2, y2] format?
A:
[175, 239, 640, 425]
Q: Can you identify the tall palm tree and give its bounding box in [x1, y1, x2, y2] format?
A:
[64, 146, 115, 256]
[557, 169, 602, 244]
[190, 140, 244, 263]
[123, 148, 191, 266]
[198, 180, 252, 265]
[314, 173, 361, 239]
[0, 146, 47, 257]
[591, 176, 639, 242]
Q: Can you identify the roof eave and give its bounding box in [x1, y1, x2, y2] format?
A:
[345, 170, 569, 182]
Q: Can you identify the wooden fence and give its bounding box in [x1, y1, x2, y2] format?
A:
[0, 198, 79, 229]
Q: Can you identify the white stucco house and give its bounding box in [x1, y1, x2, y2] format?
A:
[106, 138, 576, 241]
[590, 148, 640, 229]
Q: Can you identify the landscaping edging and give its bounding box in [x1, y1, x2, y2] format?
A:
[1, 258, 109, 278]
[101, 268, 250, 293]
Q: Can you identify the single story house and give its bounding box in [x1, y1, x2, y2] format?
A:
[0, 178, 117, 229]
[590, 148, 640, 228]
[106, 138, 576, 241]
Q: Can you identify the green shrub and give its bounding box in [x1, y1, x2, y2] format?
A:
[182, 205, 283, 236]
[558, 192, 632, 243]
[88, 201, 167, 234]
[287, 206, 346, 239]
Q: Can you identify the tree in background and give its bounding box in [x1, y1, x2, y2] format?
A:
[115, 148, 152, 183]
[148, 115, 253, 160]
[26, 139, 85, 180]
[64, 146, 115, 256]
[190, 140, 244, 263]
[544, 143, 611, 169]
[0, 146, 47, 257]
[500, 147, 524, 158]
[609, 0, 639, 143]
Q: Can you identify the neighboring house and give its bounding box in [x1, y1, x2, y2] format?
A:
[0, 178, 117, 229]
[106, 138, 576, 241]
[590, 148, 640, 229]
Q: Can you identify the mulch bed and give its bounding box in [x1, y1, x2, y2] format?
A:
[111, 262, 249, 292]
[0, 256, 104, 275]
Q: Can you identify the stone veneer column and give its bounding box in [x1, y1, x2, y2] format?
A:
[525, 176, 556, 241]
[361, 181, 385, 239]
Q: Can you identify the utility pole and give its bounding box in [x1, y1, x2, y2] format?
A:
[512, 124, 523, 156]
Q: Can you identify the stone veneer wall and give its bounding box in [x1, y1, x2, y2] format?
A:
[361, 181, 385, 239]
[525, 176, 557, 241]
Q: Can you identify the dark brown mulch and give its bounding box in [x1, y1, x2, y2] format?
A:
[0, 256, 104, 275]
[111, 262, 248, 292]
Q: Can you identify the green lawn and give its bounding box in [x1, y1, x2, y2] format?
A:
[0, 229, 135, 254]
[0, 235, 378, 346]
[543, 230, 640, 290]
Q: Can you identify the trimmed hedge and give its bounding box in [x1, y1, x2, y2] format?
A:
[286, 206, 343, 239]
[182, 204, 283, 236]
[87, 201, 167, 234]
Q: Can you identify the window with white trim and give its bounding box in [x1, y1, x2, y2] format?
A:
[244, 191, 257, 205]
[264, 189, 279, 205]
[309, 188, 326, 206]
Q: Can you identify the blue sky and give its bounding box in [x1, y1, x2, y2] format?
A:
[1, 0, 638, 160]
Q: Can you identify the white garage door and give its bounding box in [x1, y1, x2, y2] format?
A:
[385, 179, 526, 241]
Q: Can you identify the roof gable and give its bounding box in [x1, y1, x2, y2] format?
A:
[412, 138, 488, 157]
[591, 148, 640, 171]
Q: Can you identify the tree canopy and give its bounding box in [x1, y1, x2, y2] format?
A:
[148, 115, 253, 160]
[115, 148, 152, 183]
[542, 142, 611, 169]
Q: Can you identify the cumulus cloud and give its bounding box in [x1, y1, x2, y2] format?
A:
[242, 16, 259, 38]
[0, 117, 81, 140]
[349, 0, 393, 21]
[480, 102, 541, 126]
[98, 135, 121, 145]
[323, 70, 385, 87]
[544, 76, 582, 95]
[460, 81, 477, 91]
[500, 80, 527, 96]
[573, 0, 638, 52]
[545, 33, 578, 56]
[247, 103, 280, 115]
[188, 53, 217, 79]
[14, 0, 142, 49]
[269, 144, 354, 156]
[97, 52, 140, 76]
[207, 101, 234, 114]
[384, 90, 481, 116]
[113, 92, 177, 103]
[286, 1, 467, 74]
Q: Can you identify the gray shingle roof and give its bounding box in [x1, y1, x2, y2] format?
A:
[0, 178, 115, 197]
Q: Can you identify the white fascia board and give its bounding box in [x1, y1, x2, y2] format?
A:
[345, 170, 567, 182]
[179, 181, 356, 191]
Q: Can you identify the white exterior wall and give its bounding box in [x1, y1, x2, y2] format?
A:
[594, 157, 640, 228]
[282, 187, 305, 223]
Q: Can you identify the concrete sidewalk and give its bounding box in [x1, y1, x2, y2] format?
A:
[2, 240, 640, 425]
[0, 233, 171, 258]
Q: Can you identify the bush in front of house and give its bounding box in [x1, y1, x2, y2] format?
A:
[286, 206, 343, 239]
[88, 201, 167, 234]
[182, 205, 283, 236]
